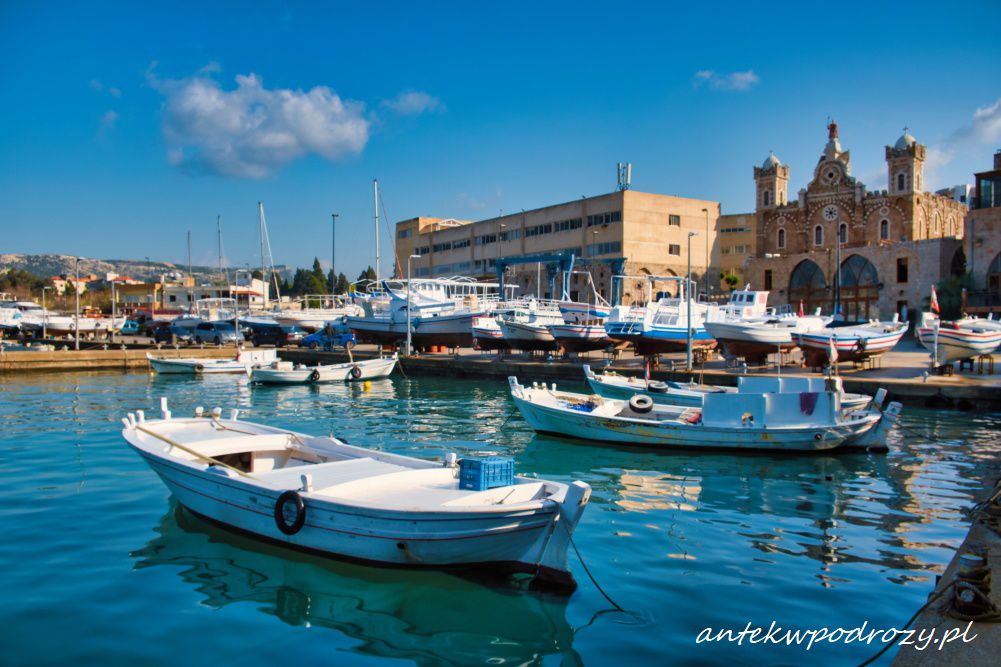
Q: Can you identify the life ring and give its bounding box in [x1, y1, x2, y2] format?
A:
[194, 363, 204, 372]
[629, 394, 654, 413]
[274, 490, 306, 535]
[647, 381, 669, 394]
[308, 369, 320, 382]
[349, 365, 363, 380]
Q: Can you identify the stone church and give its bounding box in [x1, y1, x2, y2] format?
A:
[744, 122, 968, 322]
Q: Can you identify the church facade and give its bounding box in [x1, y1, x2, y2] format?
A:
[743, 123, 968, 322]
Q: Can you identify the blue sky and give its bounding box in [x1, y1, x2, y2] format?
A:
[1, 1, 1000, 279]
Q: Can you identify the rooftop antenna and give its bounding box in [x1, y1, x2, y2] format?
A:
[616, 162, 632, 191]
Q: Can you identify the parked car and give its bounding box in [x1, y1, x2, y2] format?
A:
[149, 321, 194, 344]
[247, 322, 307, 347]
[300, 323, 357, 350]
[119, 319, 141, 335]
[192, 321, 243, 345]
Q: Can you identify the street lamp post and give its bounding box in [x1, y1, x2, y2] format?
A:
[686, 231, 698, 371]
[331, 213, 339, 293]
[701, 208, 710, 297]
[405, 254, 421, 356]
[74, 257, 80, 351]
[41, 286, 52, 339]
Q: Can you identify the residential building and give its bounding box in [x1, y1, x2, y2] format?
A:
[965, 150, 1001, 313]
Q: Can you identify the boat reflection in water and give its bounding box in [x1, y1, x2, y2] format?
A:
[131, 503, 579, 665]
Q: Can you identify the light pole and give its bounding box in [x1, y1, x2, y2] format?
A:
[74, 257, 80, 350]
[111, 280, 117, 343]
[405, 254, 420, 356]
[686, 231, 698, 371]
[701, 208, 710, 297]
[331, 213, 339, 293]
[41, 286, 52, 339]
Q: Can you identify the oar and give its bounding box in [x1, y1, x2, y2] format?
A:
[135, 424, 258, 479]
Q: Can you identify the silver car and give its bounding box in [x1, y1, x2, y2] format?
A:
[192, 321, 243, 345]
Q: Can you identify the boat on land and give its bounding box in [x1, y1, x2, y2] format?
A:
[146, 349, 277, 375]
[496, 300, 565, 352]
[546, 322, 612, 353]
[916, 313, 1001, 365]
[508, 377, 900, 452]
[583, 365, 872, 412]
[271, 295, 362, 332]
[120, 400, 591, 590]
[251, 355, 398, 384]
[604, 293, 715, 355]
[792, 320, 908, 367]
[703, 288, 830, 363]
[472, 314, 508, 351]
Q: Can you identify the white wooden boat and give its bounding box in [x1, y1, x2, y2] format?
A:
[547, 323, 612, 353]
[121, 400, 591, 590]
[509, 377, 900, 452]
[146, 349, 277, 375]
[252, 355, 398, 384]
[499, 320, 559, 351]
[472, 315, 508, 351]
[583, 365, 872, 411]
[793, 321, 907, 366]
[916, 315, 1001, 365]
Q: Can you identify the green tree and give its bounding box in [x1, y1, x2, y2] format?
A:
[932, 273, 973, 320]
[335, 272, 350, 294]
[251, 269, 263, 280]
[720, 272, 740, 291]
[311, 258, 325, 283]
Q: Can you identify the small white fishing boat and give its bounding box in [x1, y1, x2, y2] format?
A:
[547, 323, 612, 353]
[472, 315, 508, 351]
[146, 349, 277, 375]
[121, 400, 591, 590]
[793, 321, 907, 367]
[916, 314, 1001, 365]
[252, 355, 398, 384]
[509, 377, 900, 452]
[583, 365, 872, 411]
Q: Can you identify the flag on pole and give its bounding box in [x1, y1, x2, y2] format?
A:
[930, 285, 940, 314]
[798, 300, 805, 317]
[828, 336, 838, 366]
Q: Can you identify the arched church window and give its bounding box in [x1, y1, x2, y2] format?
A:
[763, 190, 770, 207]
[814, 225, 823, 246]
[897, 173, 905, 192]
[880, 219, 889, 240]
[839, 223, 847, 244]
[777, 228, 786, 249]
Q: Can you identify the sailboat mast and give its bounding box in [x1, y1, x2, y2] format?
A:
[217, 215, 223, 275]
[258, 202, 267, 307]
[373, 179, 380, 283]
[187, 230, 193, 305]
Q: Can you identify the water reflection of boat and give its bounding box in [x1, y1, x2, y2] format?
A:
[132, 503, 579, 665]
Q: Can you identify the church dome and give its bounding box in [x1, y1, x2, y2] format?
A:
[761, 152, 781, 169]
[894, 131, 916, 150]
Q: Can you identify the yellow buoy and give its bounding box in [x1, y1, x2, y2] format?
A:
[363, 380, 371, 392]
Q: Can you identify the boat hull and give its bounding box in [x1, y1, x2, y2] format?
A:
[794, 327, 906, 365]
[146, 354, 248, 374]
[252, 357, 398, 384]
[499, 321, 559, 352]
[916, 326, 1001, 365]
[547, 324, 612, 353]
[605, 326, 716, 355]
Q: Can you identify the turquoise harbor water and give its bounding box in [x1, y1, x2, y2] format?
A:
[1, 371, 999, 666]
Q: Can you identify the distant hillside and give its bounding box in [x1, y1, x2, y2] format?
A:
[0, 254, 217, 281]
[0, 253, 291, 282]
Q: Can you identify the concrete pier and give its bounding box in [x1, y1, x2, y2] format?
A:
[0, 346, 238, 373]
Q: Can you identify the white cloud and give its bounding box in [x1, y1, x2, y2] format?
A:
[98, 110, 119, 138]
[89, 79, 121, 98]
[693, 69, 760, 92]
[954, 98, 1001, 145]
[382, 90, 444, 115]
[921, 98, 1001, 184]
[149, 65, 370, 178]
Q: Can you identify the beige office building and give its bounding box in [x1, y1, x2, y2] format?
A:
[395, 190, 721, 305]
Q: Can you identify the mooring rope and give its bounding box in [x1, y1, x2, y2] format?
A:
[856, 580, 955, 667]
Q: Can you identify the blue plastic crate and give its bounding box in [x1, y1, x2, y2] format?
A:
[458, 456, 515, 491]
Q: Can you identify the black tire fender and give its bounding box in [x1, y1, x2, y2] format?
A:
[193, 363, 205, 372]
[629, 394, 654, 414]
[274, 490, 306, 535]
[309, 369, 321, 382]
[350, 365, 363, 380]
[647, 381, 669, 394]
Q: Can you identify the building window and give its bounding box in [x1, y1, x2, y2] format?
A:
[416, 245, 430, 255]
[169, 295, 176, 303]
[475, 234, 496, 246]
[668, 244, 681, 256]
[453, 238, 471, 249]
[897, 257, 908, 283]
[587, 211, 622, 227]
[838, 223, 847, 244]
[432, 241, 453, 253]
[668, 214, 681, 227]
[525, 223, 553, 237]
[499, 229, 521, 241]
[587, 241, 622, 256]
[814, 225, 823, 246]
[880, 219, 889, 240]
[397, 228, 412, 239]
[764, 270, 773, 291]
[897, 173, 905, 192]
[777, 228, 786, 249]
[762, 191, 770, 207]
[554, 218, 582, 232]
